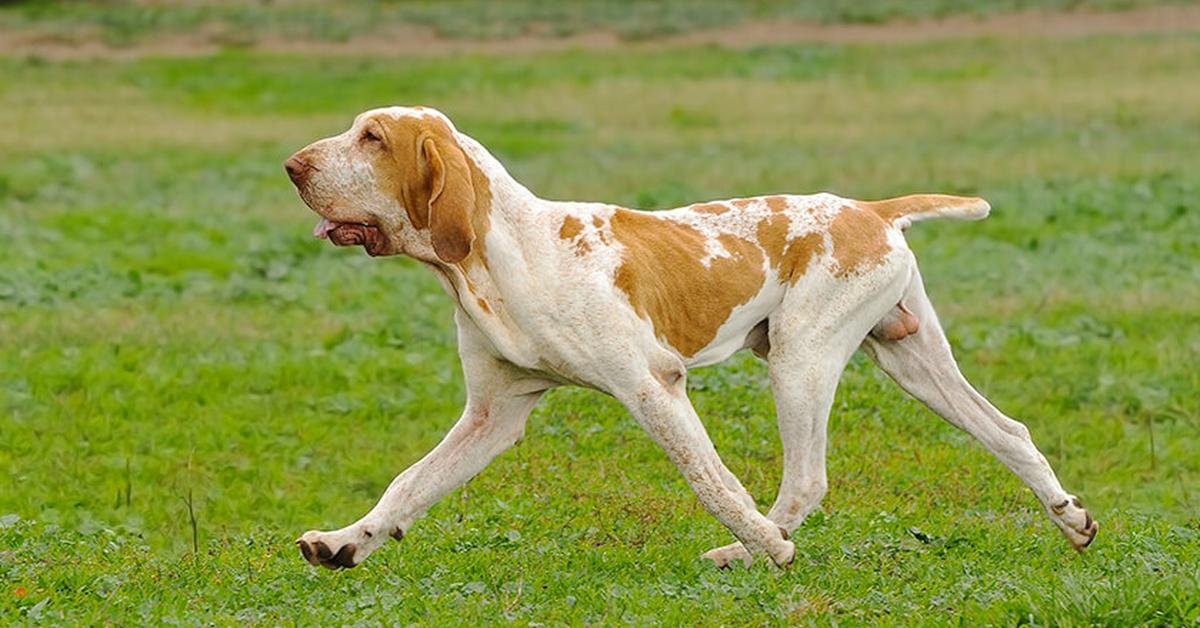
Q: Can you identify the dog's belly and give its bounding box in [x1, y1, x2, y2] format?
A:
[682, 282, 785, 368]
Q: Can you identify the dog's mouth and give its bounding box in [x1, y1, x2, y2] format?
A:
[313, 218, 388, 256]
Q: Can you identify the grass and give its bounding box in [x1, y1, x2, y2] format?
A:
[0, 0, 1195, 45]
[1, 21, 1199, 626]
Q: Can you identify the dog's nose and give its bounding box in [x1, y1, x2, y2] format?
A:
[284, 154, 310, 182]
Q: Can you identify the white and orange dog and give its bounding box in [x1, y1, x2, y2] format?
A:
[285, 106, 1097, 570]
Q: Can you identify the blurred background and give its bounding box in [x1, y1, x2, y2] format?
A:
[1, 1, 1197, 624]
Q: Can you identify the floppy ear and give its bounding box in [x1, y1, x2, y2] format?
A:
[422, 136, 476, 263]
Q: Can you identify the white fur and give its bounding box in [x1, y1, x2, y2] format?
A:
[287, 107, 1096, 570]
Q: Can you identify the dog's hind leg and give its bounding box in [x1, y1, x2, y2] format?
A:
[703, 278, 894, 568]
[861, 268, 1098, 551]
[701, 352, 843, 568]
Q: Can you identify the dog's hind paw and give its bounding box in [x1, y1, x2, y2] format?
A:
[1049, 495, 1099, 552]
[701, 542, 752, 569]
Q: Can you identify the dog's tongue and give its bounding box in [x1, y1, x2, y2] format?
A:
[311, 219, 383, 255]
[312, 218, 337, 239]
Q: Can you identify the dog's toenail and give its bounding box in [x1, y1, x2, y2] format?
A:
[779, 526, 789, 541]
[390, 527, 405, 542]
[1052, 499, 1069, 514]
[1071, 497, 1082, 508]
[332, 543, 357, 569]
[298, 540, 313, 562]
[314, 540, 333, 560]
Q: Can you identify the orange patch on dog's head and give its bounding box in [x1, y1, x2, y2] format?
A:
[828, 204, 892, 277]
[373, 113, 492, 269]
[755, 214, 823, 284]
[610, 210, 765, 357]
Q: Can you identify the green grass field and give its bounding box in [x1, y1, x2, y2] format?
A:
[2, 0, 1192, 44]
[2, 8, 1199, 625]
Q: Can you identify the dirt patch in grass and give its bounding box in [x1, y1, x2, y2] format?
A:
[3, 4, 1200, 59]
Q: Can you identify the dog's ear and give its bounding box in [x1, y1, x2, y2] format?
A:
[421, 135, 475, 264]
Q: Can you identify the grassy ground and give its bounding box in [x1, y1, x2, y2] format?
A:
[1, 17, 1199, 626]
[1, 0, 1194, 44]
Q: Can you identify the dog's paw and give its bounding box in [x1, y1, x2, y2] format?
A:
[297, 530, 359, 569]
[771, 538, 796, 569]
[702, 527, 793, 569]
[297, 523, 405, 570]
[1049, 495, 1098, 551]
[297, 529, 372, 570]
[701, 542, 752, 569]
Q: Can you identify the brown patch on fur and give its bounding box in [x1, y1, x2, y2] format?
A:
[610, 210, 765, 357]
[765, 195, 789, 213]
[755, 214, 823, 284]
[558, 215, 594, 256]
[597, 224, 612, 245]
[857, 193, 984, 224]
[559, 215, 584, 240]
[731, 198, 757, 210]
[593, 216, 611, 244]
[374, 113, 492, 269]
[477, 298, 492, 314]
[828, 204, 892, 277]
[463, 149, 493, 272]
[692, 202, 729, 215]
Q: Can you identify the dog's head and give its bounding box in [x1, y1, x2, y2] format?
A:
[285, 106, 484, 263]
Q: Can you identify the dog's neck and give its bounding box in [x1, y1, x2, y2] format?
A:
[457, 132, 542, 224]
[419, 132, 549, 367]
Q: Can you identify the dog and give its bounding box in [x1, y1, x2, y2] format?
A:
[284, 105, 1097, 570]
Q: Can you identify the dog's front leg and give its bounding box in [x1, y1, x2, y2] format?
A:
[297, 349, 546, 569]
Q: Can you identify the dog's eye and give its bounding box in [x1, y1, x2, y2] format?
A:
[362, 129, 382, 143]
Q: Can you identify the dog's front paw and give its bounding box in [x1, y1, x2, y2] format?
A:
[297, 522, 404, 570]
[297, 525, 391, 569]
[297, 530, 359, 569]
[1049, 495, 1098, 551]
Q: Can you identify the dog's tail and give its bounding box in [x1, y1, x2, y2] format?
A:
[859, 194, 990, 230]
